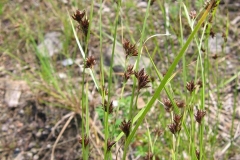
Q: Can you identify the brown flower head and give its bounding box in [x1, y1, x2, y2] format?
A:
[196, 150, 200, 160]
[72, 10, 85, 23]
[122, 39, 138, 59]
[134, 68, 150, 92]
[222, 32, 227, 42]
[201, 46, 206, 52]
[197, 80, 203, 88]
[124, 65, 134, 82]
[149, 0, 156, 5]
[173, 114, 182, 125]
[72, 10, 89, 37]
[84, 55, 96, 68]
[120, 119, 131, 137]
[80, 18, 89, 37]
[144, 152, 153, 160]
[168, 122, 181, 135]
[195, 109, 206, 124]
[78, 135, 89, 147]
[163, 98, 172, 112]
[212, 54, 218, 60]
[176, 100, 185, 109]
[102, 100, 114, 114]
[186, 80, 196, 93]
[189, 10, 197, 19]
[153, 128, 163, 137]
[107, 139, 116, 151]
[210, 28, 215, 38]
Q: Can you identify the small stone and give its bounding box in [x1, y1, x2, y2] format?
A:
[1, 124, 8, 132]
[47, 144, 51, 148]
[28, 142, 36, 148]
[61, 58, 74, 66]
[36, 131, 42, 138]
[19, 109, 24, 115]
[33, 155, 39, 160]
[31, 148, 38, 154]
[37, 32, 62, 57]
[26, 152, 33, 158]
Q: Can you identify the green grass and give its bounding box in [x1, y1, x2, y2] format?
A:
[1, 0, 239, 159]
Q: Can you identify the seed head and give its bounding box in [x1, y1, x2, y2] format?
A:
[196, 150, 200, 160]
[80, 18, 89, 37]
[120, 119, 131, 137]
[212, 54, 218, 59]
[78, 135, 89, 147]
[222, 32, 227, 42]
[124, 65, 134, 82]
[102, 100, 114, 114]
[144, 152, 153, 160]
[197, 80, 203, 88]
[134, 68, 150, 92]
[107, 139, 116, 151]
[149, 0, 156, 5]
[195, 109, 206, 124]
[153, 128, 163, 137]
[210, 28, 215, 38]
[163, 98, 172, 112]
[168, 122, 181, 135]
[122, 39, 138, 59]
[176, 100, 185, 109]
[186, 80, 196, 93]
[84, 55, 96, 69]
[201, 46, 206, 52]
[72, 10, 89, 37]
[173, 114, 182, 125]
[72, 10, 85, 23]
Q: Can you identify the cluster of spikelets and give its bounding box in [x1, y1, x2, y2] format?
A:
[71, 0, 221, 158]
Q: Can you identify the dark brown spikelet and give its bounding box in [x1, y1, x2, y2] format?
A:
[149, 0, 156, 5]
[78, 135, 89, 147]
[197, 80, 203, 88]
[201, 46, 206, 52]
[212, 54, 218, 59]
[173, 114, 182, 125]
[134, 68, 150, 92]
[153, 128, 163, 137]
[196, 150, 200, 160]
[124, 65, 134, 82]
[186, 80, 196, 93]
[222, 32, 227, 42]
[102, 100, 114, 114]
[107, 139, 116, 151]
[122, 39, 138, 59]
[176, 100, 185, 109]
[195, 109, 206, 124]
[72, 10, 89, 37]
[120, 119, 131, 137]
[210, 28, 215, 38]
[84, 55, 96, 69]
[80, 18, 89, 37]
[163, 98, 172, 112]
[72, 10, 85, 23]
[168, 122, 181, 135]
[144, 152, 153, 160]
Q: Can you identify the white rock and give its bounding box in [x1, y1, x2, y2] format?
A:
[37, 32, 62, 57]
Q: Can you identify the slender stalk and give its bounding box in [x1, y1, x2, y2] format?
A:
[105, 1, 122, 158]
